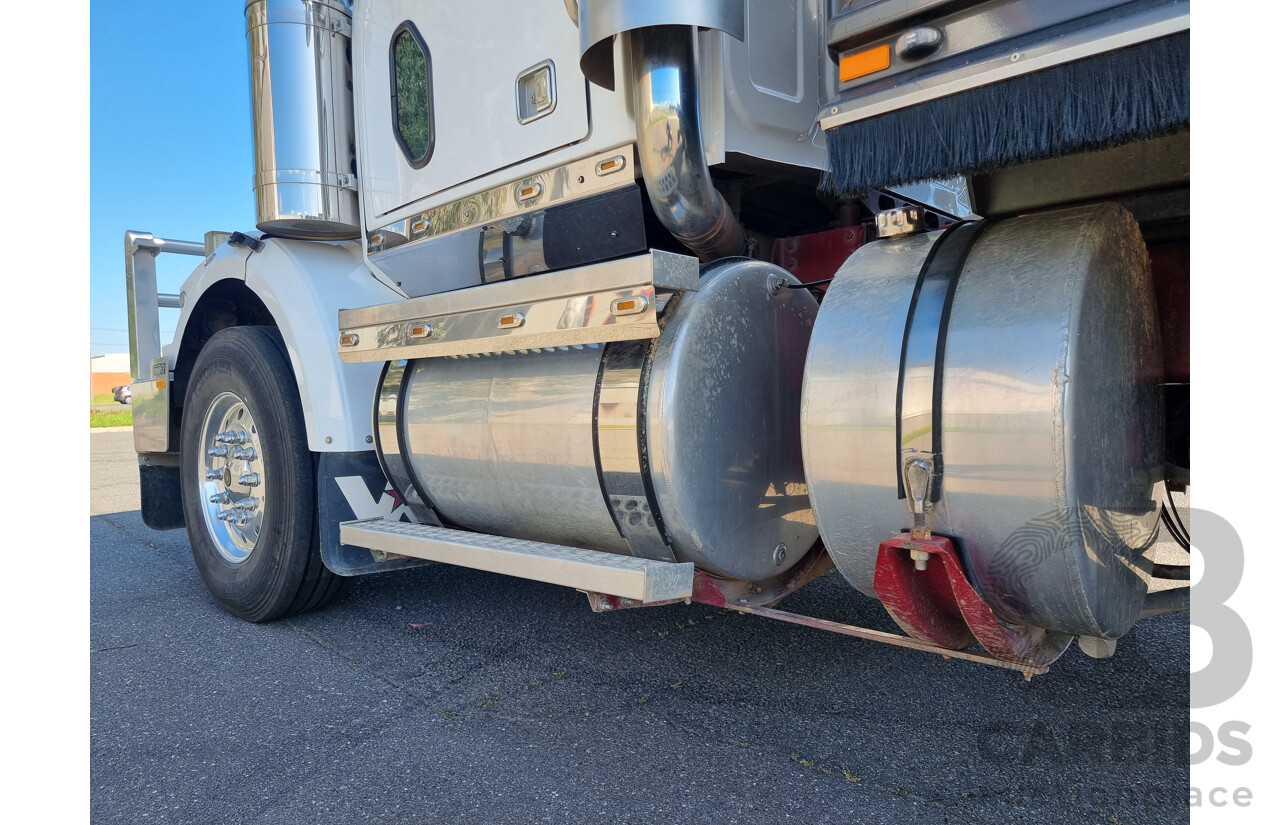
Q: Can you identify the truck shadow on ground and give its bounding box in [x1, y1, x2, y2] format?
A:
[92, 508, 1188, 825]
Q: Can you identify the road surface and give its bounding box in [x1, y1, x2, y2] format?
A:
[91, 430, 1189, 824]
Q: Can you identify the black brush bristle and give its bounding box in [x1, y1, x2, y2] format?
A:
[820, 32, 1189, 197]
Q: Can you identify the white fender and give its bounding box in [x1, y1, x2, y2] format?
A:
[244, 239, 403, 452]
[170, 237, 403, 453]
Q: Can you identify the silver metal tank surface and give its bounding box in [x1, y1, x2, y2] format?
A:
[246, 0, 359, 240]
[646, 260, 820, 580]
[390, 260, 821, 580]
[400, 345, 630, 556]
[801, 204, 1164, 639]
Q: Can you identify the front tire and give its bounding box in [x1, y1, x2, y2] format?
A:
[179, 326, 341, 621]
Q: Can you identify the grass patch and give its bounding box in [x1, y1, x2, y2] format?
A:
[91, 409, 133, 428]
[92, 393, 118, 405]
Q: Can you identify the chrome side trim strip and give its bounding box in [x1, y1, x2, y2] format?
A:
[368, 146, 638, 257]
[338, 250, 699, 363]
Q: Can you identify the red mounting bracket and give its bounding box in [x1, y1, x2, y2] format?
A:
[873, 534, 1067, 669]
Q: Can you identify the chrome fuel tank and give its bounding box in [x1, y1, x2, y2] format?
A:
[386, 258, 820, 581]
[801, 204, 1164, 639]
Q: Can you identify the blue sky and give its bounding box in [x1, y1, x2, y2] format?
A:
[91, 1, 256, 356]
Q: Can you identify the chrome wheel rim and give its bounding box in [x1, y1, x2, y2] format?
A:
[198, 391, 266, 563]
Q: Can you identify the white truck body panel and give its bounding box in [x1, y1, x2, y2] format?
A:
[352, 2, 827, 248]
[355, 0, 592, 222]
[704, 0, 827, 168]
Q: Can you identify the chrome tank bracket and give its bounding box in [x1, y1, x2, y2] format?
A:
[595, 340, 677, 562]
[373, 360, 440, 527]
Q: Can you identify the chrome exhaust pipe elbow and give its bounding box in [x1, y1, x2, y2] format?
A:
[629, 26, 746, 262]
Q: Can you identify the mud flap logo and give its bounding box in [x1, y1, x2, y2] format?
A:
[334, 476, 417, 523]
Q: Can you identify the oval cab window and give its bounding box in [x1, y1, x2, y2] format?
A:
[390, 22, 434, 167]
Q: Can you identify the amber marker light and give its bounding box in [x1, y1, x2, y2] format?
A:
[840, 44, 891, 82]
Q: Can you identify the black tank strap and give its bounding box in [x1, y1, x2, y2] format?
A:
[895, 221, 991, 500]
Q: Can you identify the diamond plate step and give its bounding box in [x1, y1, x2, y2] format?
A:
[339, 519, 694, 603]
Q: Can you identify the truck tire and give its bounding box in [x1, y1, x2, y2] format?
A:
[179, 326, 342, 621]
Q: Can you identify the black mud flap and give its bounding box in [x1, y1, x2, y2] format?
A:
[140, 462, 185, 530]
[316, 451, 433, 576]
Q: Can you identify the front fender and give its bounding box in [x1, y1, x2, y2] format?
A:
[244, 239, 403, 452]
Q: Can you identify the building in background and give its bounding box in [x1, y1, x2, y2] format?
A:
[90, 353, 131, 398]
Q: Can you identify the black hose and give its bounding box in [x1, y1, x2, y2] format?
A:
[787, 278, 834, 290]
[1160, 503, 1191, 552]
[1166, 486, 1189, 542]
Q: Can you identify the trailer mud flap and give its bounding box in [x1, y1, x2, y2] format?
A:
[317, 451, 432, 576]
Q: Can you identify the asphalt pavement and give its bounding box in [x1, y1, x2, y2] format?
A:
[91, 429, 1189, 824]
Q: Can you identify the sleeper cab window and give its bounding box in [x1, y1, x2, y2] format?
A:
[391, 22, 433, 167]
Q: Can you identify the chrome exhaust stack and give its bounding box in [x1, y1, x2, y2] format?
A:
[628, 27, 746, 262]
[246, 0, 359, 240]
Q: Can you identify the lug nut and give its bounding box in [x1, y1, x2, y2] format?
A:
[205, 469, 226, 483]
[207, 445, 229, 458]
[233, 497, 260, 512]
[237, 472, 261, 487]
[208, 491, 230, 504]
[232, 447, 258, 461]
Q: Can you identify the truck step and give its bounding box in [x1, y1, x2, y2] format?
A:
[339, 519, 694, 603]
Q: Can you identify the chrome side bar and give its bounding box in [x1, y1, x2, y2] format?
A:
[336, 249, 699, 363]
[340, 519, 695, 603]
[126, 231, 222, 453]
[124, 231, 208, 380]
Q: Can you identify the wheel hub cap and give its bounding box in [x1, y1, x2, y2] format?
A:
[198, 392, 266, 563]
